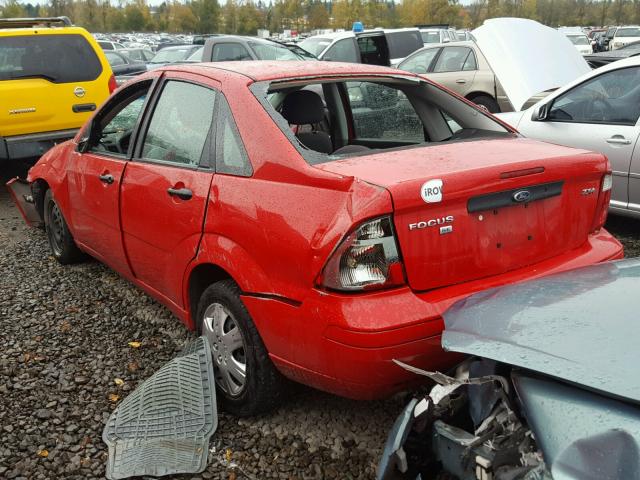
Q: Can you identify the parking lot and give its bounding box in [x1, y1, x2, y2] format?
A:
[5, 13, 640, 479]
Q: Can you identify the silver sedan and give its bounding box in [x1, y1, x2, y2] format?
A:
[499, 56, 640, 219]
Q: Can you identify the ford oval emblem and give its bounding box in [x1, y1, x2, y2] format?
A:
[513, 190, 532, 203]
[74, 86, 86, 98]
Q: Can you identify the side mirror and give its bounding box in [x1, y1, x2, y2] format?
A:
[77, 121, 94, 153]
[77, 136, 91, 153]
[532, 103, 549, 121]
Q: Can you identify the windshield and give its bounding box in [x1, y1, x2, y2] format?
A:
[150, 47, 193, 63]
[250, 42, 302, 60]
[421, 31, 441, 43]
[299, 37, 331, 56]
[567, 35, 589, 45]
[185, 46, 203, 62]
[618, 28, 640, 37]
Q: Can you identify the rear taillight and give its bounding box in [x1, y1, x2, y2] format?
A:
[591, 173, 612, 233]
[318, 216, 405, 292]
[108, 74, 117, 94]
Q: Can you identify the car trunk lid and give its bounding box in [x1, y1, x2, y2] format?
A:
[317, 138, 607, 291]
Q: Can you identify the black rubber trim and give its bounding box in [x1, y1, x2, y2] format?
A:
[241, 291, 302, 307]
[467, 180, 564, 213]
[72, 103, 96, 113]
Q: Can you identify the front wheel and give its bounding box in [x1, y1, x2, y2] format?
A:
[44, 189, 85, 265]
[196, 280, 286, 416]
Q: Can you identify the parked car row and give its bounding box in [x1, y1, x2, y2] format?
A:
[593, 25, 640, 52]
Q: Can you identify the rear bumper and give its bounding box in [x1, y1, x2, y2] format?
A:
[243, 229, 623, 400]
[0, 129, 77, 161]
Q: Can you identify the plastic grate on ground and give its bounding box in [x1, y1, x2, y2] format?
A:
[102, 336, 217, 479]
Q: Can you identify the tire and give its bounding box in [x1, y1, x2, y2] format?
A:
[196, 280, 286, 416]
[470, 94, 500, 114]
[43, 189, 85, 265]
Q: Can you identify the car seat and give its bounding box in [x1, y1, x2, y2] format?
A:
[281, 90, 333, 154]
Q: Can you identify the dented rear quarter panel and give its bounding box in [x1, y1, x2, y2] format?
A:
[193, 71, 392, 301]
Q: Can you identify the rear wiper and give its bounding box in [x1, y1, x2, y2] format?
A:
[10, 73, 58, 82]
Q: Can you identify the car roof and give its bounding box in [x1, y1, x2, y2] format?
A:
[158, 44, 196, 51]
[0, 25, 89, 36]
[161, 60, 418, 82]
[210, 35, 275, 44]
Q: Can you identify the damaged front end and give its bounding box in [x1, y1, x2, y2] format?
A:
[377, 359, 549, 480]
[6, 177, 43, 227]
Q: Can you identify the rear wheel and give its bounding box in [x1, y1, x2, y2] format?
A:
[196, 280, 286, 416]
[470, 94, 500, 114]
[44, 189, 85, 265]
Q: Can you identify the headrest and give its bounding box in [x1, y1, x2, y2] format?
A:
[281, 90, 325, 125]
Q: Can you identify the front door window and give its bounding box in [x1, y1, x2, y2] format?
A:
[87, 81, 151, 157]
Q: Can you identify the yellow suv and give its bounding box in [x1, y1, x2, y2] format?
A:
[0, 17, 115, 162]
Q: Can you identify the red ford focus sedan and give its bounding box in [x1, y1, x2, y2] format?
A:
[9, 61, 623, 415]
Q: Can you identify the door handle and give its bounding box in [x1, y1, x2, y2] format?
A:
[167, 187, 193, 200]
[99, 173, 114, 184]
[455, 79, 467, 84]
[606, 136, 632, 145]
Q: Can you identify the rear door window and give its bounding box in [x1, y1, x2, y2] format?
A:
[433, 47, 473, 73]
[0, 34, 102, 83]
[215, 95, 253, 177]
[212, 43, 252, 61]
[386, 31, 423, 59]
[356, 35, 389, 65]
[323, 39, 359, 63]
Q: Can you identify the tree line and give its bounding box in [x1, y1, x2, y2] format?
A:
[1, 0, 638, 34]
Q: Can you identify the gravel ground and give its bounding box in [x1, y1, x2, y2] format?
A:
[1, 158, 639, 480]
[0, 162, 401, 480]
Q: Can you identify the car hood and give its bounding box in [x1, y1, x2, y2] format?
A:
[472, 18, 591, 111]
[442, 258, 640, 404]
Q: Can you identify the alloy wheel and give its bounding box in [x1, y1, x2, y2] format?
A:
[201, 303, 247, 397]
[48, 201, 65, 257]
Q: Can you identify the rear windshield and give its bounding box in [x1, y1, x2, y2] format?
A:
[150, 47, 194, 63]
[254, 77, 512, 165]
[567, 35, 589, 45]
[0, 34, 102, 83]
[386, 31, 423, 58]
[617, 28, 640, 37]
[249, 41, 302, 60]
[421, 31, 441, 43]
[299, 37, 332, 56]
[186, 46, 204, 62]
